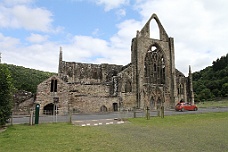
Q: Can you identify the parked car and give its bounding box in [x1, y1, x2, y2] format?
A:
[175, 102, 198, 111]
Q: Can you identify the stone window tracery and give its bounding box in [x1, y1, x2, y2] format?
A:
[178, 84, 184, 95]
[144, 46, 166, 84]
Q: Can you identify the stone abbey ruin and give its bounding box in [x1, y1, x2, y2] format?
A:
[35, 13, 194, 114]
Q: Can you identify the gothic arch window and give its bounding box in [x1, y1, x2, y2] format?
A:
[150, 96, 155, 109]
[178, 84, 184, 95]
[51, 79, 57, 92]
[125, 80, 132, 93]
[144, 45, 166, 84]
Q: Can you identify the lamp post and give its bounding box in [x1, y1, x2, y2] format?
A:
[53, 97, 59, 123]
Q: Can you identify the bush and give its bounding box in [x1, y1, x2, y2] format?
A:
[0, 64, 13, 126]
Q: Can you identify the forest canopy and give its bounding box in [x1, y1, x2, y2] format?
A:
[2, 64, 55, 93]
[193, 53, 228, 101]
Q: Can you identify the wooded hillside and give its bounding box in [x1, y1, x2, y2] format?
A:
[193, 53, 228, 101]
[1, 64, 55, 93]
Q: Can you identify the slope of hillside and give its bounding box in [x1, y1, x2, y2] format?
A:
[193, 54, 228, 101]
[1, 64, 55, 93]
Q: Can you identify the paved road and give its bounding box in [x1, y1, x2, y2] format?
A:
[10, 107, 228, 125]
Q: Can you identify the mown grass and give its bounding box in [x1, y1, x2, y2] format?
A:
[197, 98, 228, 108]
[0, 112, 228, 152]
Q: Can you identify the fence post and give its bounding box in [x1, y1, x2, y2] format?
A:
[29, 109, 33, 125]
[69, 109, 72, 124]
[146, 106, 150, 120]
[161, 106, 164, 118]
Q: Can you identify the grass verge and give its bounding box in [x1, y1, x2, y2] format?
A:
[0, 112, 227, 152]
[197, 99, 228, 108]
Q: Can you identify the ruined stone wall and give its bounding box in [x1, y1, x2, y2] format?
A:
[69, 84, 110, 97]
[176, 70, 188, 103]
[13, 90, 34, 114]
[68, 83, 120, 112]
[59, 61, 123, 84]
[13, 97, 34, 115]
[120, 93, 136, 110]
[114, 64, 137, 109]
[70, 95, 119, 113]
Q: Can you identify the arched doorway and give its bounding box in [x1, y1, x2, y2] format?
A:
[43, 103, 54, 115]
[100, 105, 107, 112]
[150, 96, 155, 110]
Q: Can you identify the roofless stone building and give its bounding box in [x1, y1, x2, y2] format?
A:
[36, 14, 194, 114]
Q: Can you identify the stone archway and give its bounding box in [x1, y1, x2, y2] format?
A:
[100, 105, 107, 112]
[43, 103, 54, 115]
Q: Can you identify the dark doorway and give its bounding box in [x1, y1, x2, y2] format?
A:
[100, 105, 107, 112]
[150, 97, 155, 110]
[113, 103, 118, 111]
[43, 103, 54, 115]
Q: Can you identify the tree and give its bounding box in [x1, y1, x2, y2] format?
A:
[221, 83, 228, 97]
[0, 64, 13, 126]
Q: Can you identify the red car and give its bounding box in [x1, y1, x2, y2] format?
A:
[175, 102, 198, 111]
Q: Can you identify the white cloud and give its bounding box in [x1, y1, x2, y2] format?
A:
[95, 0, 129, 11]
[0, 33, 20, 49]
[1, 37, 59, 72]
[26, 33, 49, 43]
[0, 2, 58, 32]
[110, 19, 142, 49]
[1, 0, 228, 77]
[116, 9, 126, 18]
[2, 0, 33, 6]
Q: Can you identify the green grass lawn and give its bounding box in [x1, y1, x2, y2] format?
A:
[197, 99, 228, 108]
[1, 112, 228, 152]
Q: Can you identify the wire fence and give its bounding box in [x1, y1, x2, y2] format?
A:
[10, 108, 165, 125]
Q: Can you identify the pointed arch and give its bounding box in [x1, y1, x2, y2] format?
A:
[100, 105, 107, 112]
[150, 19, 159, 39]
[144, 44, 166, 84]
[139, 13, 169, 41]
[51, 78, 57, 92]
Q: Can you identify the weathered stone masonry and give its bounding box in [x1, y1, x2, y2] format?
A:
[36, 13, 194, 114]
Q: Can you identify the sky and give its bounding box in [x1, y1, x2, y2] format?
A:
[0, 0, 228, 76]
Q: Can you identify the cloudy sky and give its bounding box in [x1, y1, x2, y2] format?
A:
[0, 0, 228, 76]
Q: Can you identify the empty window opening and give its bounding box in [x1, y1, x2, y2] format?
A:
[51, 79, 57, 92]
[150, 19, 159, 39]
[125, 81, 132, 93]
[178, 84, 183, 94]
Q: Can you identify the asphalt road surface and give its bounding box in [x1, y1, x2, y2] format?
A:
[10, 107, 228, 125]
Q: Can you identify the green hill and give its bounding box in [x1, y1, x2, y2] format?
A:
[193, 53, 228, 101]
[1, 64, 55, 93]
